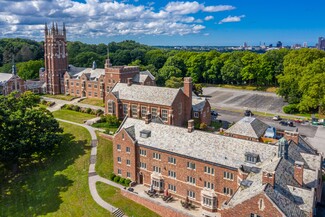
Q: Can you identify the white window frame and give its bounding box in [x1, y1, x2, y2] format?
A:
[224, 171, 234, 180]
[139, 149, 147, 156]
[187, 176, 196, 185]
[204, 166, 214, 175]
[126, 159, 131, 166]
[194, 112, 199, 118]
[168, 156, 176, 165]
[141, 106, 147, 118]
[131, 104, 138, 118]
[168, 170, 176, 179]
[151, 107, 157, 117]
[117, 157, 121, 163]
[153, 152, 161, 160]
[161, 109, 168, 122]
[187, 190, 195, 199]
[123, 104, 128, 115]
[187, 162, 196, 170]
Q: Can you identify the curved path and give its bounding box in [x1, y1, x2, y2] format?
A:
[56, 118, 125, 215]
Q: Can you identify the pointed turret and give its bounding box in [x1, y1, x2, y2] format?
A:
[105, 44, 112, 68]
[45, 23, 48, 36]
[51, 22, 55, 35]
[55, 22, 58, 35]
[63, 22, 66, 38]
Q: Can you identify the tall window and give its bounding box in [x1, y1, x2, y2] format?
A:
[168, 156, 176, 165]
[123, 104, 128, 115]
[187, 176, 196, 185]
[126, 147, 130, 153]
[141, 106, 147, 118]
[223, 187, 233, 196]
[204, 181, 214, 190]
[117, 144, 121, 151]
[126, 159, 130, 166]
[153, 152, 161, 160]
[107, 101, 115, 114]
[151, 107, 157, 117]
[204, 166, 214, 175]
[153, 166, 161, 173]
[224, 171, 234, 180]
[161, 109, 168, 122]
[140, 162, 147, 169]
[117, 157, 121, 163]
[187, 190, 195, 199]
[187, 162, 196, 170]
[139, 149, 147, 156]
[131, 104, 138, 118]
[168, 170, 176, 178]
[178, 102, 182, 115]
[117, 169, 122, 175]
[127, 172, 131, 178]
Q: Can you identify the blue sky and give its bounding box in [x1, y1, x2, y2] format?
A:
[0, 0, 324, 46]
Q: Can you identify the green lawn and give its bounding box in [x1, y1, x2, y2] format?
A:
[43, 94, 76, 101]
[0, 122, 111, 217]
[52, 109, 96, 124]
[79, 98, 105, 107]
[92, 122, 118, 134]
[96, 183, 160, 217]
[205, 84, 278, 93]
[95, 133, 114, 179]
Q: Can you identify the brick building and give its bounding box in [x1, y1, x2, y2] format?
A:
[0, 63, 25, 95]
[113, 116, 321, 217]
[105, 77, 211, 127]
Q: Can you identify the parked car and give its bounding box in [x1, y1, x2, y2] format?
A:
[244, 110, 254, 117]
[294, 118, 303, 123]
[211, 110, 218, 116]
[273, 115, 282, 121]
[287, 121, 294, 127]
[279, 120, 288, 126]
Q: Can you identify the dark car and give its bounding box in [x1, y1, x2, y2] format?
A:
[211, 110, 218, 116]
[244, 110, 254, 117]
[287, 121, 294, 127]
[279, 120, 288, 126]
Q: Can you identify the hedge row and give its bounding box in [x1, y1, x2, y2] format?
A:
[61, 104, 104, 116]
[109, 173, 132, 187]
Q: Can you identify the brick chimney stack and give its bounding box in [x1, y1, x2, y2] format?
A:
[183, 77, 192, 121]
[262, 171, 275, 188]
[127, 78, 132, 86]
[145, 113, 152, 124]
[188, 119, 194, 133]
[294, 161, 304, 186]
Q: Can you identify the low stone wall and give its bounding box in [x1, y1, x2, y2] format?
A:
[121, 189, 195, 217]
[98, 132, 113, 141]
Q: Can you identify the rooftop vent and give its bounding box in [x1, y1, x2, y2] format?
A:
[240, 180, 253, 188]
[140, 130, 151, 138]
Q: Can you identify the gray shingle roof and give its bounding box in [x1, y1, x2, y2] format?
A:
[132, 70, 155, 83]
[0, 73, 13, 85]
[117, 118, 278, 169]
[192, 96, 206, 112]
[111, 83, 181, 106]
[71, 68, 105, 81]
[225, 117, 269, 139]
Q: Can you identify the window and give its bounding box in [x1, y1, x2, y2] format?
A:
[141, 106, 147, 118]
[250, 214, 262, 217]
[153, 166, 161, 173]
[224, 171, 234, 180]
[88, 83, 92, 88]
[94, 92, 98, 97]
[168, 156, 176, 165]
[76, 82, 79, 86]
[140, 162, 147, 169]
[126, 159, 131, 166]
[107, 101, 115, 114]
[94, 84, 98, 89]
[204, 181, 214, 190]
[126, 147, 130, 153]
[100, 92, 103, 97]
[187, 176, 196, 185]
[153, 152, 161, 160]
[187, 190, 195, 199]
[123, 104, 128, 115]
[127, 172, 131, 178]
[161, 109, 168, 122]
[117, 169, 122, 175]
[202, 197, 216, 208]
[187, 162, 196, 170]
[117, 144, 121, 151]
[131, 104, 138, 118]
[151, 107, 157, 117]
[204, 166, 214, 175]
[139, 149, 147, 156]
[71, 89, 74, 93]
[194, 112, 199, 118]
[168, 184, 176, 192]
[245, 152, 259, 164]
[223, 187, 233, 196]
[117, 157, 121, 163]
[168, 170, 176, 178]
[76, 90, 80, 95]
[88, 92, 92, 96]
[70, 82, 74, 86]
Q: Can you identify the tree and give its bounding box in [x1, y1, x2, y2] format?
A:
[0, 91, 63, 170]
[17, 60, 44, 80]
[145, 49, 167, 70]
[241, 52, 260, 85]
[165, 76, 183, 88]
[73, 52, 105, 68]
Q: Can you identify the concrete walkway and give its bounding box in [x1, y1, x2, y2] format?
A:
[56, 118, 125, 215]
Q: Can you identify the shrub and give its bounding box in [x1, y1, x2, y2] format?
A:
[86, 108, 92, 114]
[199, 123, 207, 130]
[96, 109, 104, 116]
[124, 178, 132, 186]
[71, 105, 80, 112]
[109, 173, 116, 181]
[119, 177, 125, 184]
[283, 104, 299, 114]
[113, 176, 120, 183]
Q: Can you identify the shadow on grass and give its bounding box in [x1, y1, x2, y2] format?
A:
[0, 133, 88, 217]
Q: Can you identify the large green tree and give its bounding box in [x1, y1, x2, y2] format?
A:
[17, 60, 44, 80]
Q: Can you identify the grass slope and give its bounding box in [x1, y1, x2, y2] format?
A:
[79, 98, 105, 107]
[52, 109, 96, 124]
[95, 133, 114, 180]
[0, 122, 110, 217]
[96, 183, 160, 217]
[43, 94, 76, 101]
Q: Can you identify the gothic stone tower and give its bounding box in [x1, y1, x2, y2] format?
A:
[44, 23, 68, 94]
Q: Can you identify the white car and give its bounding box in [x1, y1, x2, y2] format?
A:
[272, 115, 281, 121]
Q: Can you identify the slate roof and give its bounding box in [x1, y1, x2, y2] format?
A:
[132, 70, 155, 83]
[0, 73, 13, 85]
[70, 67, 105, 81]
[117, 117, 278, 169]
[111, 83, 181, 106]
[192, 96, 207, 112]
[225, 117, 269, 139]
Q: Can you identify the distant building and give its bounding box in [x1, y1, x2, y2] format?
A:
[303, 42, 308, 48]
[316, 37, 325, 50]
[0, 62, 25, 95]
[276, 41, 282, 48]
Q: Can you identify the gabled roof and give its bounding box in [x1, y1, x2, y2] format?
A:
[192, 96, 207, 112]
[225, 117, 269, 139]
[111, 83, 181, 106]
[0, 73, 14, 85]
[132, 70, 155, 83]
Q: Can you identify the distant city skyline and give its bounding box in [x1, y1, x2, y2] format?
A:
[0, 0, 324, 46]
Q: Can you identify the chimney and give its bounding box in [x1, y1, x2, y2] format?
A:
[262, 171, 275, 188]
[127, 78, 132, 86]
[184, 77, 192, 121]
[284, 130, 299, 144]
[188, 119, 194, 133]
[294, 161, 304, 186]
[145, 113, 151, 124]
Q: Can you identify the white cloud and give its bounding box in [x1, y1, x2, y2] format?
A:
[203, 5, 235, 12]
[204, 15, 214, 21]
[218, 15, 245, 24]
[0, 0, 237, 39]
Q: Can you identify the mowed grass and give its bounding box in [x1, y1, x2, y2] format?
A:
[79, 98, 105, 107]
[0, 122, 110, 217]
[43, 94, 76, 101]
[206, 84, 278, 93]
[95, 133, 114, 179]
[96, 183, 160, 217]
[52, 109, 96, 123]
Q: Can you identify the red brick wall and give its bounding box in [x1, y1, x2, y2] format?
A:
[121, 189, 193, 217]
[3, 77, 26, 95]
[221, 193, 283, 217]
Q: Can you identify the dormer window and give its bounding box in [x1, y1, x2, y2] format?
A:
[245, 152, 259, 164]
[140, 130, 151, 138]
